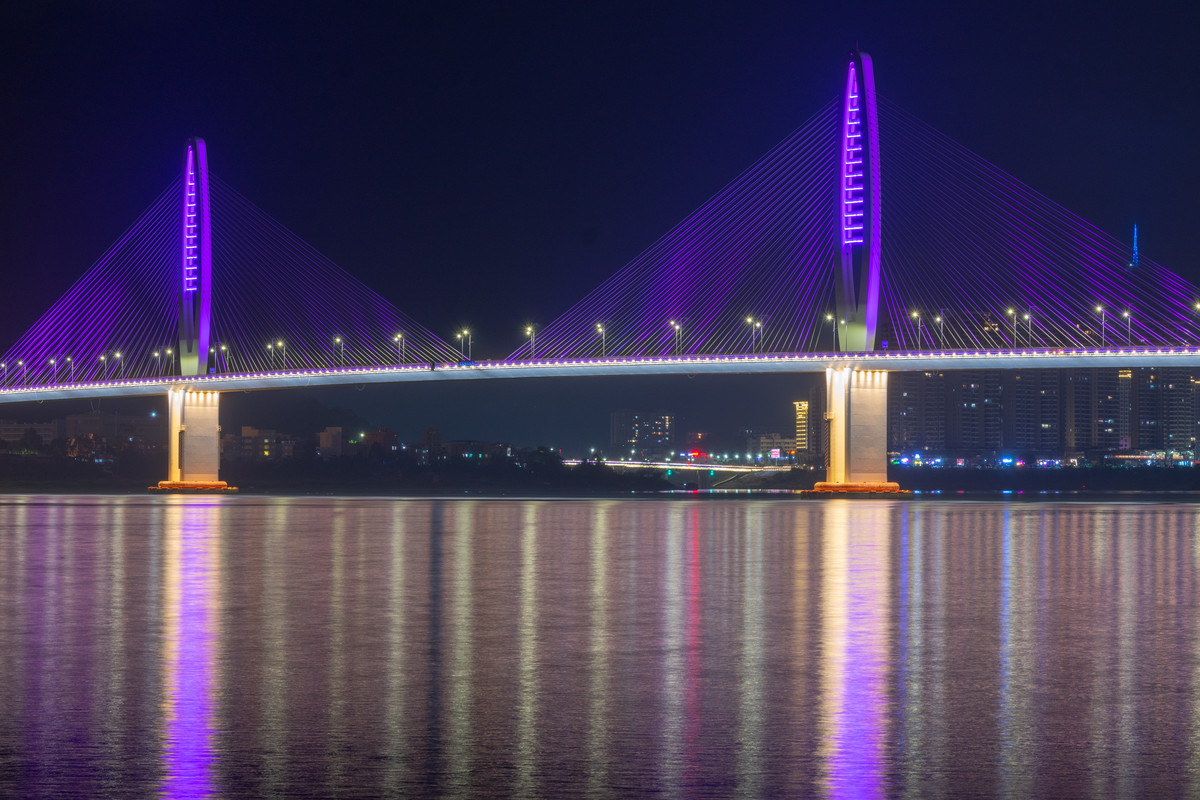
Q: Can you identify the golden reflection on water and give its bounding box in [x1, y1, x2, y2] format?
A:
[514, 502, 540, 800]
[819, 501, 890, 800]
[385, 503, 408, 794]
[736, 506, 764, 798]
[447, 502, 476, 798]
[586, 502, 611, 799]
[261, 499, 288, 796]
[1192, 515, 1200, 796]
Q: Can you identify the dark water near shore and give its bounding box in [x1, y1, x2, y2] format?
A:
[1, 495, 1198, 798]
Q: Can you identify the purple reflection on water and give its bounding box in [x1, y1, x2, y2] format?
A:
[160, 503, 219, 798]
[840, 539, 888, 799]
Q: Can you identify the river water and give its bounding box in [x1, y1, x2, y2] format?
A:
[0, 495, 1198, 798]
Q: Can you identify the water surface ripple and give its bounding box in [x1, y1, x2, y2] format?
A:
[0, 496, 1198, 798]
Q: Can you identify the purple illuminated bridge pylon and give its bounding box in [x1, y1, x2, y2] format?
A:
[179, 137, 213, 377]
[835, 51, 882, 353]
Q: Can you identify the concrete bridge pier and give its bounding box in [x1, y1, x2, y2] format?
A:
[153, 388, 234, 491]
[812, 367, 901, 494]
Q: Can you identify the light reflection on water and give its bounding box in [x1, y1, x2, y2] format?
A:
[1, 496, 1200, 797]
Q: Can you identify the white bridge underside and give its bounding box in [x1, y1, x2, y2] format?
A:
[3, 348, 1200, 404]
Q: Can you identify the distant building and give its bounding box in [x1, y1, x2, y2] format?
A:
[610, 410, 673, 458]
[1134, 368, 1161, 451]
[445, 440, 514, 460]
[887, 371, 946, 457]
[0, 420, 62, 446]
[362, 428, 399, 453]
[234, 426, 301, 461]
[1001, 370, 1060, 456]
[317, 426, 344, 459]
[64, 412, 164, 452]
[1118, 369, 1133, 450]
[946, 370, 1002, 458]
[419, 428, 442, 464]
[1162, 367, 1194, 453]
[793, 401, 809, 451]
[748, 433, 794, 461]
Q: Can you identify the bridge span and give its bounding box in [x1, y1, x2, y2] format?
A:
[3, 346, 1200, 405]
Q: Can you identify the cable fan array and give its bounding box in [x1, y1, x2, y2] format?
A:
[509, 100, 842, 360]
[0, 182, 181, 386]
[206, 178, 458, 372]
[511, 97, 1200, 360]
[0, 176, 460, 387]
[877, 99, 1200, 350]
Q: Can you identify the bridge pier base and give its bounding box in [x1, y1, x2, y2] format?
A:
[810, 367, 902, 494]
[152, 388, 235, 492]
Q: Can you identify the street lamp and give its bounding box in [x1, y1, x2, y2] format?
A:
[456, 329, 471, 361]
[526, 325, 535, 359]
[66, 356, 72, 382]
[114, 351, 121, 378]
[825, 312, 835, 351]
[1095, 306, 1106, 346]
[99, 355, 107, 380]
[1023, 313, 1031, 347]
[934, 314, 944, 348]
[911, 311, 922, 348]
[1006, 308, 1017, 345]
[48, 358, 56, 383]
[596, 324, 605, 357]
[335, 336, 344, 367]
[266, 343, 274, 370]
[1123, 310, 1131, 344]
[669, 321, 682, 355]
[394, 333, 405, 364]
[220, 344, 228, 372]
[153, 351, 160, 375]
[1, 362, 6, 384]
[165, 348, 173, 374]
[18, 360, 24, 384]
[745, 317, 762, 353]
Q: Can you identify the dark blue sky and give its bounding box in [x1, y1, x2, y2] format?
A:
[2, 1, 1196, 447]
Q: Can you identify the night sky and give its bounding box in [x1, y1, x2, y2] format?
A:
[2, 1, 1197, 451]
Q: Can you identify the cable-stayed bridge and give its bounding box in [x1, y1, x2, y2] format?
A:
[2, 53, 1198, 490]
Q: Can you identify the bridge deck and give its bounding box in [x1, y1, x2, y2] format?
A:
[2, 347, 1200, 403]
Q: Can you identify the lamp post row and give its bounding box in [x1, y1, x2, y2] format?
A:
[0, 303, 1194, 388]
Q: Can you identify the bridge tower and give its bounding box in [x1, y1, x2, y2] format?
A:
[179, 138, 213, 377]
[817, 52, 897, 492]
[157, 138, 227, 491]
[834, 51, 881, 353]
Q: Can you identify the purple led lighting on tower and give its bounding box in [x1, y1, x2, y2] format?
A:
[835, 51, 881, 351]
[179, 137, 213, 376]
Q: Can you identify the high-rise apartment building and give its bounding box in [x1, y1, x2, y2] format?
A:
[946, 370, 1002, 457]
[1135, 368, 1161, 450]
[1002, 370, 1061, 455]
[1162, 367, 1194, 453]
[793, 401, 810, 451]
[887, 371, 947, 456]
